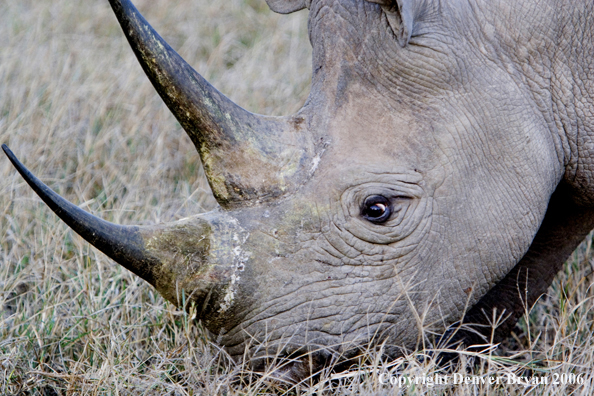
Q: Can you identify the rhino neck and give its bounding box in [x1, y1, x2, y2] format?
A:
[548, 1, 594, 203]
[486, 0, 594, 204]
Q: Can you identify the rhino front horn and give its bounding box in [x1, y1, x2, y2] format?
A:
[2, 144, 161, 285]
[109, 0, 315, 208]
[3, 144, 244, 314]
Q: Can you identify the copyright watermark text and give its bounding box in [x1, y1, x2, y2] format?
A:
[379, 372, 585, 388]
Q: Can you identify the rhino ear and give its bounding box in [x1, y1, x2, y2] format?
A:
[265, 0, 308, 14]
[367, 0, 417, 47]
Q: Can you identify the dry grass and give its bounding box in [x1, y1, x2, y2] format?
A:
[1, 0, 594, 395]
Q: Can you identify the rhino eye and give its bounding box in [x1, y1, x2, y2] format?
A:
[361, 195, 392, 223]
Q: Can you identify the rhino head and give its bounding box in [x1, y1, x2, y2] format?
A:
[6, 0, 590, 381]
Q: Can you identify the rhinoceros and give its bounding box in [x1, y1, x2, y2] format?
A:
[4, 0, 594, 380]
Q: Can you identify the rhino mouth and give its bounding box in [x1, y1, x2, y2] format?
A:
[249, 348, 337, 384]
[1, 0, 322, 373]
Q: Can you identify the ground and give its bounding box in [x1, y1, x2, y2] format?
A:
[1, 0, 594, 394]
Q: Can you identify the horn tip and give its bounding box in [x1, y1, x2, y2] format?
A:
[2, 144, 24, 172]
[2, 144, 18, 165]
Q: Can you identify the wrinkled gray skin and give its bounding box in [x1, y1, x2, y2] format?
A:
[6, 0, 594, 382]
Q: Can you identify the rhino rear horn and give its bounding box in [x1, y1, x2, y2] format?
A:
[109, 0, 313, 207]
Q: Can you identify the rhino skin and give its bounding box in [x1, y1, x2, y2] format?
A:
[4, 0, 594, 381]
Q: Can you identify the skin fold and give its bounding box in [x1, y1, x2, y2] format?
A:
[4, 0, 594, 381]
